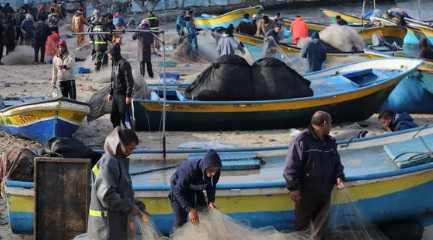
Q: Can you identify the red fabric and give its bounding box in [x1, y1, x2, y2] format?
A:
[45, 32, 60, 59]
[290, 17, 309, 44]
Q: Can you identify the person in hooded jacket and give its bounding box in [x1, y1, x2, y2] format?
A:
[290, 15, 308, 44]
[33, 15, 50, 63]
[216, 26, 245, 57]
[107, 43, 134, 128]
[169, 149, 222, 230]
[133, 20, 154, 78]
[378, 110, 418, 132]
[87, 127, 143, 240]
[301, 32, 327, 73]
[51, 40, 76, 99]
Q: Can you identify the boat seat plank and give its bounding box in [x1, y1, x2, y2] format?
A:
[188, 151, 258, 161]
[384, 137, 433, 168]
[222, 160, 262, 171]
[310, 75, 359, 96]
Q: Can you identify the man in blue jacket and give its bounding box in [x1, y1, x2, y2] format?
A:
[169, 149, 222, 230]
[283, 111, 345, 240]
[378, 110, 418, 132]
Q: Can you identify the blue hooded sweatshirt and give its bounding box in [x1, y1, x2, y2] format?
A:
[391, 112, 418, 131]
[170, 150, 222, 211]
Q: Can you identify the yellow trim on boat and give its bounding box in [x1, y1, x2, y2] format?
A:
[194, 5, 262, 28]
[321, 9, 364, 24]
[0, 109, 88, 126]
[141, 77, 400, 113]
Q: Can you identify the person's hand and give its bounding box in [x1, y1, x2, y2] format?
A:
[125, 96, 132, 104]
[208, 202, 217, 209]
[289, 191, 301, 203]
[188, 208, 199, 225]
[107, 94, 112, 102]
[130, 205, 142, 216]
[336, 177, 345, 190]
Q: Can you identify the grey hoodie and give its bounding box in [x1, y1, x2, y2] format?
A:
[87, 127, 135, 240]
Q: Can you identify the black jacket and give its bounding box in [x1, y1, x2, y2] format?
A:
[283, 128, 345, 196]
[110, 58, 134, 97]
[170, 150, 222, 211]
[34, 20, 50, 45]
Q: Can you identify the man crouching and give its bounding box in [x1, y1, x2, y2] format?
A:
[169, 149, 222, 231]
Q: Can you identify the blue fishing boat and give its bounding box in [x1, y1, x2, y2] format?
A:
[0, 97, 90, 145]
[366, 51, 433, 113]
[132, 58, 421, 131]
[5, 125, 433, 237]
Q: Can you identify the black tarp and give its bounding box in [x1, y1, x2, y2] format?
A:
[185, 55, 313, 100]
[251, 58, 313, 99]
[185, 55, 253, 100]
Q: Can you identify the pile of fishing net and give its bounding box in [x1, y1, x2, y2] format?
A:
[2, 45, 35, 65]
[74, 190, 423, 240]
[86, 72, 150, 121]
[171, 36, 207, 63]
[319, 25, 365, 52]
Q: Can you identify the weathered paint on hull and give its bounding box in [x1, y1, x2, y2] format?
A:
[6, 166, 433, 235]
[133, 82, 398, 131]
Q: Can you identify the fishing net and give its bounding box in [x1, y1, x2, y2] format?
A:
[172, 37, 207, 63]
[86, 68, 150, 121]
[73, 189, 402, 240]
[319, 25, 365, 52]
[327, 189, 390, 240]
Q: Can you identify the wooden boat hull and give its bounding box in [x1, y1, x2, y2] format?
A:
[235, 33, 367, 63]
[283, 20, 406, 45]
[132, 59, 422, 131]
[366, 51, 433, 113]
[6, 126, 433, 235]
[0, 98, 89, 144]
[133, 83, 398, 131]
[321, 8, 365, 25]
[194, 5, 262, 30]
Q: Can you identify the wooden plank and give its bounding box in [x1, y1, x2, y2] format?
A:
[34, 157, 90, 240]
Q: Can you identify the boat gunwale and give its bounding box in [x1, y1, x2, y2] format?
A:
[194, 5, 262, 21]
[0, 97, 90, 114]
[5, 164, 433, 192]
[134, 58, 421, 105]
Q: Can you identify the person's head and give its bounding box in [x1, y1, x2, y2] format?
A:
[225, 25, 234, 36]
[311, 32, 320, 40]
[50, 7, 55, 13]
[252, 14, 257, 20]
[104, 127, 139, 157]
[419, 38, 430, 50]
[5, 3, 9, 7]
[244, 13, 250, 19]
[201, 149, 222, 178]
[149, 10, 154, 16]
[109, 43, 122, 62]
[276, 12, 281, 18]
[336, 15, 342, 20]
[25, 13, 32, 20]
[310, 111, 332, 137]
[263, 15, 269, 23]
[274, 24, 282, 33]
[92, 9, 99, 17]
[378, 110, 395, 129]
[187, 9, 193, 16]
[140, 19, 149, 29]
[57, 39, 67, 55]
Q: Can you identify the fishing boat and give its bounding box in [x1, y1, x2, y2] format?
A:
[283, 19, 407, 45]
[6, 124, 433, 235]
[193, 5, 263, 30]
[365, 50, 433, 113]
[235, 33, 402, 65]
[321, 8, 366, 25]
[0, 97, 90, 145]
[131, 58, 421, 131]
